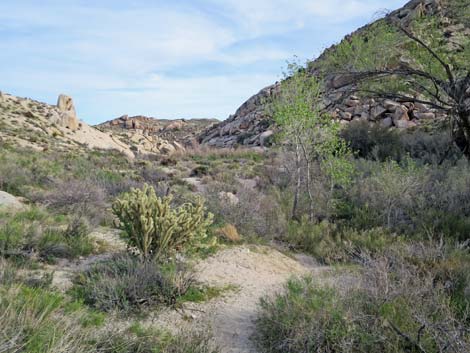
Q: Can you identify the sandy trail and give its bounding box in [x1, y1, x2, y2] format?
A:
[153, 246, 324, 353]
[46, 229, 323, 353]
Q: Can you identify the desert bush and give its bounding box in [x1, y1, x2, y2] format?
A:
[255, 242, 470, 353]
[0, 209, 94, 260]
[341, 120, 402, 161]
[204, 182, 287, 241]
[36, 227, 94, 260]
[341, 158, 470, 240]
[286, 219, 397, 264]
[72, 254, 194, 313]
[112, 184, 213, 260]
[400, 128, 461, 164]
[40, 178, 107, 225]
[0, 283, 213, 353]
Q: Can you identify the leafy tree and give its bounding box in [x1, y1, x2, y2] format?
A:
[320, 11, 470, 157]
[268, 62, 353, 221]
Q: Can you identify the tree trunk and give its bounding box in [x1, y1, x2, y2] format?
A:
[299, 138, 314, 222]
[453, 110, 470, 159]
[292, 140, 302, 221]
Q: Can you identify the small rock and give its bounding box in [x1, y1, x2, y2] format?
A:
[0, 191, 26, 211]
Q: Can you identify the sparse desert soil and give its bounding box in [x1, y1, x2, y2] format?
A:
[152, 246, 324, 353]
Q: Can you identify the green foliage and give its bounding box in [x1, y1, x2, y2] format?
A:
[112, 184, 213, 260]
[340, 120, 402, 161]
[318, 20, 402, 74]
[0, 208, 94, 260]
[286, 220, 397, 264]
[268, 61, 354, 220]
[0, 285, 91, 353]
[95, 325, 220, 353]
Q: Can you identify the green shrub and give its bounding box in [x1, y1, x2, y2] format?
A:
[37, 227, 94, 260]
[71, 254, 193, 313]
[255, 243, 470, 353]
[0, 222, 25, 257]
[0, 285, 89, 353]
[341, 120, 402, 161]
[112, 184, 213, 260]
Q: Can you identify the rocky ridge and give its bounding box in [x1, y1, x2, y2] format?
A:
[0, 91, 136, 157]
[198, 0, 465, 148]
[97, 115, 218, 153]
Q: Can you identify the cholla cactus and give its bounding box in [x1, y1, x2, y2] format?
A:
[112, 184, 213, 260]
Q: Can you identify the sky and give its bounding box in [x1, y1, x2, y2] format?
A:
[0, 0, 408, 124]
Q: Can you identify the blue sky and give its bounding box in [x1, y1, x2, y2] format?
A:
[0, 0, 408, 124]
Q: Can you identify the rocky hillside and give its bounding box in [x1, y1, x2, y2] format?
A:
[0, 91, 213, 157]
[0, 91, 136, 157]
[199, 0, 468, 148]
[96, 115, 217, 153]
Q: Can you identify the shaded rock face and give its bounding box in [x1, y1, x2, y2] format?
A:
[198, 0, 457, 148]
[199, 85, 278, 148]
[56, 94, 79, 130]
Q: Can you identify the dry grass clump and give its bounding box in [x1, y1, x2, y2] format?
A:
[171, 145, 264, 161]
[215, 224, 242, 243]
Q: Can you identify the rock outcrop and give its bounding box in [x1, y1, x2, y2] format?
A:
[198, 0, 462, 148]
[56, 94, 80, 130]
[97, 115, 217, 153]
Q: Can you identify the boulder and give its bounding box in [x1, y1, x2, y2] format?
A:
[0, 191, 25, 211]
[164, 121, 185, 131]
[218, 192, 239, 205]
[383, 99, 401, 111]
[381, 117, 393, 128]
[371, 105, 387, 120]
[393, 105, 410, 123]
[414, 112, 435, 120]
[259, 130, 274, 146]
[340, 111, 353, 121]
[56, 94, 79, 130]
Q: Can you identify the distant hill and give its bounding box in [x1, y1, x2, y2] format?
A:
[0, 91, 135, 157]
[96, 115, 218, 151]
[199, 0, 468, 148]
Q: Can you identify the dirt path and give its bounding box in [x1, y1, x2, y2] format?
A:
[153, 245, 324, 353]
[46, 229, 324, 352]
